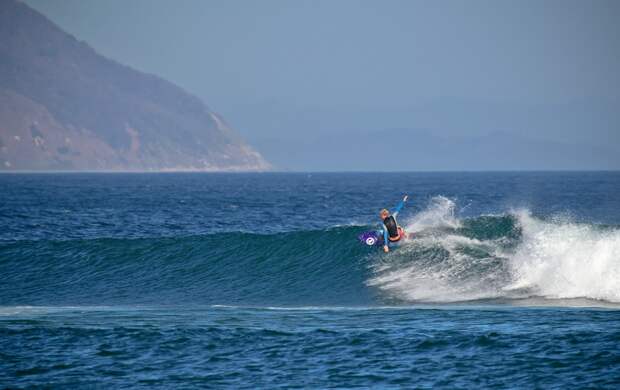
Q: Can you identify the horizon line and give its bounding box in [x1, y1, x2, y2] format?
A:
[1, 169, 619, 174]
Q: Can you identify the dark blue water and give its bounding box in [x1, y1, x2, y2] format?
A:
[1, 172, 619, 388]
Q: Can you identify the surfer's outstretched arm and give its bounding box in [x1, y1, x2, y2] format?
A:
[391, 195, 409, 217]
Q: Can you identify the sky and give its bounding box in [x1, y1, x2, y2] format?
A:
[24, 0, 620, 170]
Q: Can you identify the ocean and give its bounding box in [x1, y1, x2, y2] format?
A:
[1, 172, 619, 388]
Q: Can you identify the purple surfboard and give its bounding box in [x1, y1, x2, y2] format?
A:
[358, 228, 412, 247]
[358, 231, 384, 246]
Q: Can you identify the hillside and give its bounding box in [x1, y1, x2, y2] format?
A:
[0, 0, 270, 171]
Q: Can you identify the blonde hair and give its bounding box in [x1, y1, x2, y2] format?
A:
[380, 209, 389, 216]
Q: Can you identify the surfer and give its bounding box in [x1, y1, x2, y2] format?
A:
[380, 195, 409, 253]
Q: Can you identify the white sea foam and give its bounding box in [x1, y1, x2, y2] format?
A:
[505, 211, 620, 302]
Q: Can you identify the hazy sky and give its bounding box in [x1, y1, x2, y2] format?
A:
[24, 0, 620, 169]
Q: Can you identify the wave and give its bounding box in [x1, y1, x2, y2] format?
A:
[1, 197, 619, 306]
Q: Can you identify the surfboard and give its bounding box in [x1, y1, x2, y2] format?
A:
[358, 227, 410, 247]
[358, 231, 384, 246]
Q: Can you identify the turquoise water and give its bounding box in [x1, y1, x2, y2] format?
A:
[1, 172, 619, 388]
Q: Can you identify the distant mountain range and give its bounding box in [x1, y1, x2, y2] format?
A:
[0, 0, 270, 171]
[252, 128, 619, 171]
[232, 97, 619, 171]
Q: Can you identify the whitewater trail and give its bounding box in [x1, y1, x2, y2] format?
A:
[368, 197, 620, 304]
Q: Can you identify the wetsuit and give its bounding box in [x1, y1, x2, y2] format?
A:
[381, 199, 406, 245]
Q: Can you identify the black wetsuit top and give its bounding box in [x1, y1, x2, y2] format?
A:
[383, 215, 399, 238]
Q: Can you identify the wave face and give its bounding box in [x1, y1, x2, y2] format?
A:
[2, 196, 619, 306]
[0, 229, 373, 306]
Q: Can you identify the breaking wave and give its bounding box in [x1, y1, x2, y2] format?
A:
[1, 197, 619, 306]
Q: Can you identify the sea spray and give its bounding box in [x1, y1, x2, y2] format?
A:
[403, 195, 461, 232]
[506, 211, 620, 302]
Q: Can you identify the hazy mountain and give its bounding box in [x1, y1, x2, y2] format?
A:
[252, 128, 619, 171]
[0, 0, 270, 171]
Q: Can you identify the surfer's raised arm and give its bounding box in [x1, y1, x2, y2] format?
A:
[391, 195, 409, 217]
